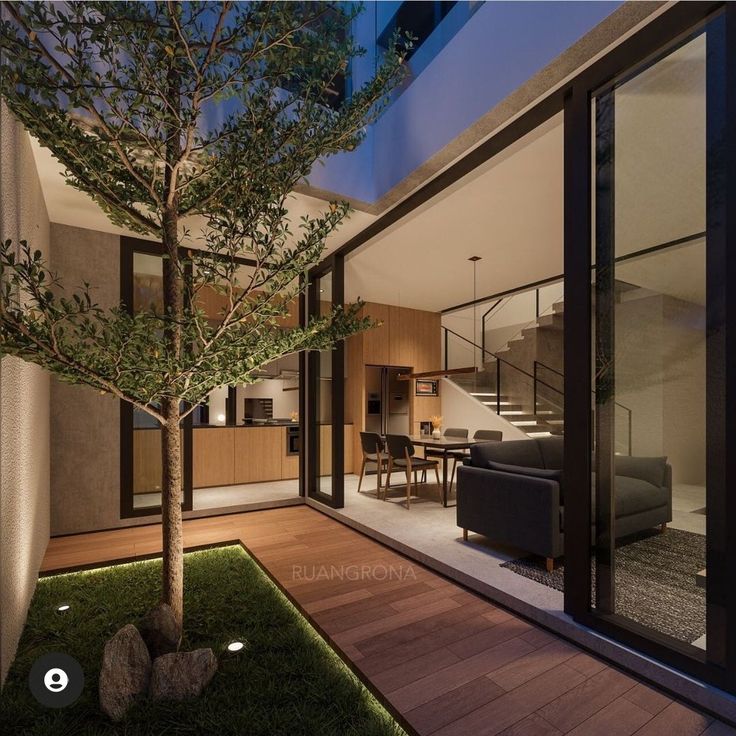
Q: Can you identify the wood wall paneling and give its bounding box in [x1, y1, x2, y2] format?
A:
[318, 424, 354, 476]
[196, 287, 299, 326]
[276, 297, 299, 328]
[362, 302, 390, 365]
[415, 309, 441, 373]
[341, 301, 441, 475]
[388, 305, 415, 368]
[196, 285, 228, 321]
[345, 330, 364, 474]
[344, 424, 353, 473]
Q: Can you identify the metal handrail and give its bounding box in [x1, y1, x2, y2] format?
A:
[480, 298, 503, 357]
[533, 360, 633, 455]
[442, 330, 634, 454]
[442, 326, 563, 413]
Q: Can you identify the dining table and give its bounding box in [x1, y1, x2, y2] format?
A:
[408, 435, 486, 507]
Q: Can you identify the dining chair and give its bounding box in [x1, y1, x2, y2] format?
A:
[448, 429, 503, 491]
[385, 434, 442, 508]
[357, 432, 388, 496]
[425, 428, 468, 490]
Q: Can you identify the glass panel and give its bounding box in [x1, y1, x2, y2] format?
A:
[315, 273, 333, 496]
[131, 253, 165, 510]
[130, 251, 302, 512]
[592, 31, 707, 650]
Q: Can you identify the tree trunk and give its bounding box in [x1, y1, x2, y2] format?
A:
[160, 204, 183, 630]
[161, 39, 184, 632]
[161, 399, 183, 631]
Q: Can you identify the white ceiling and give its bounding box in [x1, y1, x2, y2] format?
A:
[30, 137, 377, 254]
[343, 32, 706, 315]
[32, 28, 705, 318]
[344, 113, 565, 312]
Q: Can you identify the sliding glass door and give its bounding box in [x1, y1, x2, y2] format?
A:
[593, 23, 708, 647]
[565, 4, 736, 693]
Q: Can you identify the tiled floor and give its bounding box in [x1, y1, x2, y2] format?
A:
[133, 478, 300, 510]
[41, 506, 733, 736]
[671, 483, 706, 535]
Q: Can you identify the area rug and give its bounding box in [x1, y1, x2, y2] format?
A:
[501, 528, 706, 644]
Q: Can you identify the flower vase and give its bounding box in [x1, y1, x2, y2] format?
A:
[431, 428, 441, 439]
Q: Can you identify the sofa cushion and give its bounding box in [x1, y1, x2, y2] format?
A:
[537, 436, 564, 470]
[589, 475, 669, 518]
[560, 474, 669, 530]
[487, 461, 562, 483]
[614, 455, 668, 489]
[470, 439, 544, 469]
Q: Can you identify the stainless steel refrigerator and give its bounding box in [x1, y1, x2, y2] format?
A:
[365, 365, 411, 435]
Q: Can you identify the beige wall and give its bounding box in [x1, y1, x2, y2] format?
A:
[0, 104, 51, 684]
[48, 223, 126, 535]
[440, 378, 528, 441]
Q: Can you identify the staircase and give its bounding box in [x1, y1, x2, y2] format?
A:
[445, 301, 565, 440]
[450, 374, 563, 439]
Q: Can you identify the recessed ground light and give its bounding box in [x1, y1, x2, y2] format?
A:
[56, 603, 71, 613]
[226, 640, 245, 653]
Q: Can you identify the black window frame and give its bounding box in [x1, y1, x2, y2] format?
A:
[306, 254, 345, 508]
[119, 236, 306, 519]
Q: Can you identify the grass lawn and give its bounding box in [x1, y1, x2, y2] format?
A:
[0, 545, 406, 736]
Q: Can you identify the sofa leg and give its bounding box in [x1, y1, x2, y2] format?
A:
[462, 528, 468, 541]
[546, 558, 554, 574]
[660, 522, 667, 534]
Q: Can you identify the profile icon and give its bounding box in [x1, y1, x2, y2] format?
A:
[43, 667, 69, 693]
[29, 653, 83, 708]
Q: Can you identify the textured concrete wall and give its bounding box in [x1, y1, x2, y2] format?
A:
[49, 224, 124, 535]
[616, 293, 706, 485]
[0, 103, 51, 685]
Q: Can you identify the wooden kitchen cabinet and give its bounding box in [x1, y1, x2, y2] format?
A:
[134, 428, 186, 494]
[233, 426, 282, 483]
[193, 427, 235, 488]
[133, 428, 162, 494]
[281, 451, 300, 480]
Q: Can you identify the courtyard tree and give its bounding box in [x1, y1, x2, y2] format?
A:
[0, 1, 407, 631]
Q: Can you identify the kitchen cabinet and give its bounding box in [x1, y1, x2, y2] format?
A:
[193, 428, 235, 488]
[233, 426, 282, 483]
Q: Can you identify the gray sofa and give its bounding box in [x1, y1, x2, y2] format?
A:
[456, 436, 672, 571]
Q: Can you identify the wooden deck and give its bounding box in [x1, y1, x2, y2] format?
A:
[42, 506, 733, 736]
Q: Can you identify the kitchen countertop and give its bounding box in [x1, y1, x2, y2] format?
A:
[193, 421, 299, 428]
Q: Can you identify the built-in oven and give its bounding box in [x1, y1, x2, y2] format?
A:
[286, 425, 300, 455]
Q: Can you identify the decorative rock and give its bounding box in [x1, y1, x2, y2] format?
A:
[99, 624, 151, 721]
[138, 603, 181, 658]
[150, 648, 218, 701]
